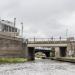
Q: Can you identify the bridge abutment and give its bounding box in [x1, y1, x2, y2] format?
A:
[67, 42, 75, 57]
[55, 47, 60, 57]
[0, 38, 28, 58]
[54, 47, 67, 57]
[28, 47, 35, 60]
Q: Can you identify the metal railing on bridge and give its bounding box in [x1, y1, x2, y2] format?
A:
[27, 38, 69, 44]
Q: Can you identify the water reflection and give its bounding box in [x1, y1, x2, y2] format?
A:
[0, 59, 74, 75]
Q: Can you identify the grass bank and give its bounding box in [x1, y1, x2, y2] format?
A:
[0, 58, 28, 63]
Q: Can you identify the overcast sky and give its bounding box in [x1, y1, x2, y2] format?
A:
[0, 0, 75, 38]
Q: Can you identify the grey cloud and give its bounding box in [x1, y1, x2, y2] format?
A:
[0, 0, 75, 38]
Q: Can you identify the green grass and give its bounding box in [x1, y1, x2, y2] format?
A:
[0, 58, 28, 63]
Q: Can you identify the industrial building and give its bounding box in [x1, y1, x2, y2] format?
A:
[0, 19, 19, 37]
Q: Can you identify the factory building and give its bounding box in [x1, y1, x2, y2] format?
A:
[0, 19, 19, 37]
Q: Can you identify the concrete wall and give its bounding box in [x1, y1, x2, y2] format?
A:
[55, 47, 60, 57]
[28, 47, 35, 60]
[0, 38, 27, 58]
[55, 47, 67, 57]
[67, 42, 75, 57]
[0, 32, 19, 37]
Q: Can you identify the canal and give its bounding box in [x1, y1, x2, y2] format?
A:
[0, 59, 75, 75]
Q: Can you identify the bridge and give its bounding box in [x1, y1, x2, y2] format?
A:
[27, 38, 75, 60]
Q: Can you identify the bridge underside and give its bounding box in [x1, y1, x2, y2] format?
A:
[27, 46, 67, 60]
[35, 49, 51, 57]
[27, 47, 51, 59]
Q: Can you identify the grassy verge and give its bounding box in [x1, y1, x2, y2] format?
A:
[0, 58, 28, 63]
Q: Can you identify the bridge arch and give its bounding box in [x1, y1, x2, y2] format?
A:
[35, 50, 50, 57]
[35, 52, 46, 58]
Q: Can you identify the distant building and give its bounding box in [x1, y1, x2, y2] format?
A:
[0, 19, 20, 37]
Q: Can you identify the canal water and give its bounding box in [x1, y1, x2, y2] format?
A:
[0, 59, 75, 75]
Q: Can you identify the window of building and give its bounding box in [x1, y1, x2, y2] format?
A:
[12, 27, 14, 32]
[9, 26, 11, 32]
[15, 28, 17, 32]
[4, 25, 8, 32]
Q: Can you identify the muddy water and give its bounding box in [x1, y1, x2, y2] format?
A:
[0, 59, 75, 75]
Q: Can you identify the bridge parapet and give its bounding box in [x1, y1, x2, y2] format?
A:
[27, 38, 74, 44]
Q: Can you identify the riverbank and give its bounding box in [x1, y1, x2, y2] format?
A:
[0, 58, 28, 63]
[50, 57, 75, 63]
